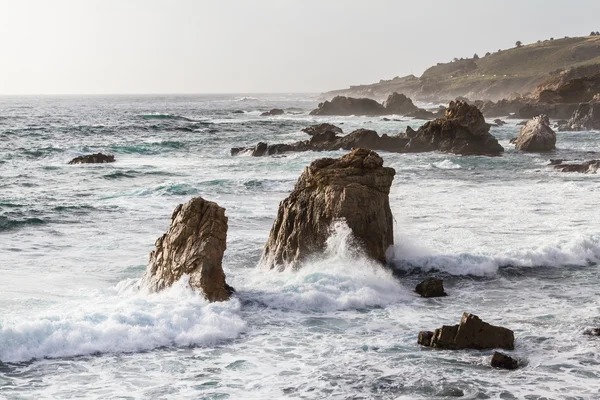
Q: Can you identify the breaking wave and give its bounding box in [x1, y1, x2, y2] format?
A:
[0, 279, 245, 363]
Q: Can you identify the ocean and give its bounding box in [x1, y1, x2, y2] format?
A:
[1, 94, 600, 399]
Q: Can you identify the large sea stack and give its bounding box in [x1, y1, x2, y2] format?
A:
[261, 148, 395, 270]
[142, 197, 234, 302]
[514, 115, 556, 152]
[401, 100, 504, 155]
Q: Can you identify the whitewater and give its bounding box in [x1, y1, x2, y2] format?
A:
[1, 94, 600, 399]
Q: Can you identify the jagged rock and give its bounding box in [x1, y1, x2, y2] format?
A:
[418, 313, 514, 350]
[261, 108, 284, 116]
[383, 92, 419, 115]
[260, 149, 395, 270]
[480, 99, 526, 118]
[514, 115, 556, 152]
[415, 278, 447, 298]
[516, 103, 579, 120]
[406, 108, 437, 120]
[230, 129, 408, 156]
[533, 71, 600, 104]
[491, 352, 519, 370]
[302, 123, 343, 136]
[142, 197, 234, 302]
[554, 160, 600, 173]
[564, 97, 600, 131]
[494, 119, 507, 126]
[68, 153, 115, 164]
[310, 96, 385, 116]
[400, 101, 504, 155]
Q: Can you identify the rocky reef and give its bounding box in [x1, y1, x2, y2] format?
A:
[260, 148, 395, 270]
[310, 96, 386, 116]
[553, 160, 600, 173]
[514, 115, 556, 152]
[418, 313, 514, 350]
[142, 197, 234, 302]
[68, 153, 115, 164]
[232, 102, 503, 157]
[415, 278, 447, 298]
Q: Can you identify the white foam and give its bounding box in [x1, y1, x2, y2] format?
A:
[245, 220, 409, 311]
[389, 234, 600, 276]
[432, 159, 462, 169]
[0, 278, 245, 363]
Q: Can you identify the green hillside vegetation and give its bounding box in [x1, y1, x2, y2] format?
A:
[323, 35, 600, 101]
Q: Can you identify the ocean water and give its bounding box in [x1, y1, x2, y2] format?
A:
[1, 94, 600, 399]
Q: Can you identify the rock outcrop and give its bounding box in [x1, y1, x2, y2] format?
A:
[563, 96, 600, 131]
[68, 153, 115, 164]
[383, 92, 419, 115]
[400, 101, 504, 155]
[142, 197, 234, 302]
[301, 123, 343, 136]
[514, 115, 556, 152]
[260, 149, 395, 270]
[261, 108, 284, 116]
[415, 278, 447, 298]
[230, 128, 409, 156]
[554, 160, 600, 173]
[309, 96, 385, 116]
[491, 352, 519, 370]
[418, 313, 514, 350]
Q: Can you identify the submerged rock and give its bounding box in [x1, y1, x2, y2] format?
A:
[418, 313, 514, 350]
[400, 101, 504, 155]
[301, 123, 343, 136]
[554, 160, 600, 173]
[260, 148, 395, 270]
[494, 119, 507, 126]
[383, 92, 419, 115]
[583, 328, 600, 336]
[309, 96, 385, 116]
[261, 108, 284, 116]
[415, 278, 447, 298]
[68, 153, 115, 164]
[514, 115, 556, 152]
[142, 197, 234, 302]
[491, 352, 519, 370]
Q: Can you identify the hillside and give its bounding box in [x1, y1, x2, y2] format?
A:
[321, 35, 600, 102]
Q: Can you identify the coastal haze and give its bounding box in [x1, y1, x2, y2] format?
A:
[1, 0, 600, 94]
[2, 1, 600, 400]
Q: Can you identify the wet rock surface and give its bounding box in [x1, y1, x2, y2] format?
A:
[415, 278, 447, 298]
[554, 160, 600, 173]
[418, 313, 514, 350]
[260, 148, 395, 270]
[68, 153, 115, 164]
[491, 352, 519, 370]
[261, 108, 284, 116]
[142, 197, 234, 302]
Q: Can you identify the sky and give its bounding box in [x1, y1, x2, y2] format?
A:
[1, 0, 600, 95]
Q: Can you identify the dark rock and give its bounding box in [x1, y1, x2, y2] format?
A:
[491, 352, 519, 370]
[583, 328, 600, 336]
[309, 96, 385, 116]
[301, 123, 343, 136]
[260, 149, 395, 270]
[494, 119, 506, 126]
[418, 331, 434, 347]
[514, 115, 556, 152]
[383, 92, 419, 115]
[382, 117, 391, 121]
[516, 103, 579, 120]
[232, 110, 244, 114]
[142, 197, 234, 302]
[405, 108, 436, 120]
[554, 160, 600, 173]
[261, 108, 284, 116]
[419, 313, 515, 350]
[68, 153, 115, 165]
[399, 101, 504, 156]
[549, 159, 564, 165]
[415, 278, 447, 298]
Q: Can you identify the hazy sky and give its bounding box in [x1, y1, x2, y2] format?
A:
[1, 0, 599, 94]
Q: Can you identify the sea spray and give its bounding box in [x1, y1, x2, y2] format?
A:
[0, 278, 245, 363]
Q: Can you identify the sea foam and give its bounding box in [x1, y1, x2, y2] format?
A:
[0, 278, 245, 363]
